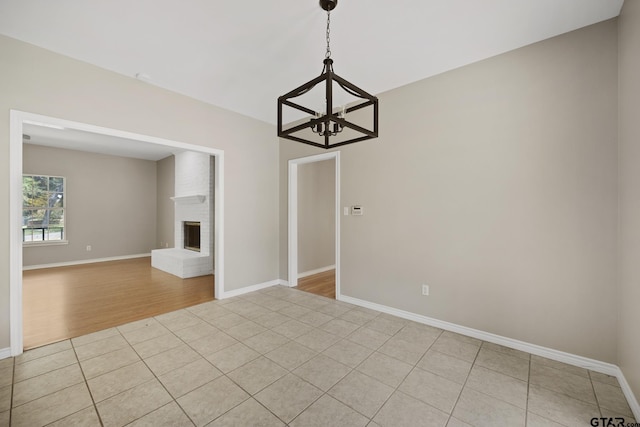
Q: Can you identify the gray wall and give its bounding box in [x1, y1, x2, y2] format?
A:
[618, 0, 640, 402]
[298, 159, 335, 273]
[156, 155, 175, 249]
[280, 19, 618, 363]
[0, 34, 279, 350]
[23, 144, 157, 266]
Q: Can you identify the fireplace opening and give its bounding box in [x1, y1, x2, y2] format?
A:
[184, 221, 201, 252]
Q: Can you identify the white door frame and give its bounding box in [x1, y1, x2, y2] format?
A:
[9, 110, 225, 356]
[288, 151, 340, 298]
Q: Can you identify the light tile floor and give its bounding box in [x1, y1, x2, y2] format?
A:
[0, 286, 636, 427]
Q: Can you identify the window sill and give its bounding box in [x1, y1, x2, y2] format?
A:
[23, 240, 69, 248]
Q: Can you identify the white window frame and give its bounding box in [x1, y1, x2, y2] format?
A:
[22, 173, 68, 246]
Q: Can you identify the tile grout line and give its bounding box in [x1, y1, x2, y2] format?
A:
[445, 338, 482, 426]
[185, 300, 323, 426]
[524, 349, 531, 427]
[196, 294, 640, 424]
[207, 294, 358, 425]
[9, 347, 83, 407]
[9, 356, 15, 427]
[172, 311, 266, 420]
[589, 370, 605, 418]
[77, 322, 190, 426]
[358, 323, 444, 423]
[528, 361, 606, 415]
[70, 338, 105, 427]
[185, 309, 281, 426]
[13, 286, 635, 426]
[296, 304, 451, 423]
[473, 346, 531, 382]
[128, 313, 212, 427]
[252, 327, 326, 425]
[278, 376, 326, 426]
[152, 305, 312, 426]
[272, 290, 508, 422]
[252, 303, 359, 424]
[291, 339, 359, 423]
[217, 339, 302, 425]
[457, 342, 543, 422]
[10, 300, 288, 425]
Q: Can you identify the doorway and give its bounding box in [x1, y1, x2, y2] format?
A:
[9, 110, 225, 356]
[287, 152, 340, 298]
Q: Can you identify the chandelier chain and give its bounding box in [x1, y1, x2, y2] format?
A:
[325, 8, 331, 59]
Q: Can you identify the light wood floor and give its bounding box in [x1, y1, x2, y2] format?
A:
[297, 269, 336, 299]
[22, 257, 214, 350]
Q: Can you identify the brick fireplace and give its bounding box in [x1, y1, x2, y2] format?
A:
[151, 152, 214, 278]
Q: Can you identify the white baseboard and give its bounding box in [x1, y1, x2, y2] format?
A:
[220, 279, 282, 299]
[23, 253, 152, 271]
[339, 294, 639, 419]
[617, 368, 640, 420]
[298, 265, 336, 279]
[0, 347, 11, 360]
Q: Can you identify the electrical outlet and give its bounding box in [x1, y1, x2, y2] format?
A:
[421, 284, 429, 296]
[86, 245, 92, 252]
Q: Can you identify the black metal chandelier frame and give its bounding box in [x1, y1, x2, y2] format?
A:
[277, 0, 379, 149]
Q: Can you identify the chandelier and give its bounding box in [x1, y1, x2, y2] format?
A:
[277, 0, 379, 149]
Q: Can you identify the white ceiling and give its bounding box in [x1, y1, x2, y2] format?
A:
[23, 123, 180, 161]
[0, 0, 624, 126]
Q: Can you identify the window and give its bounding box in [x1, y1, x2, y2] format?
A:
[22, 174, 65, 243]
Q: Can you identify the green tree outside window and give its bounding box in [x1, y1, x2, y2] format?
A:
[22, 175, 65, 242]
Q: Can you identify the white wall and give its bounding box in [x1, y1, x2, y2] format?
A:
[280, 19, 618, 363]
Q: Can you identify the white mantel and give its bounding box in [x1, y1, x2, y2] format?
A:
[171, 195, 206, 204]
